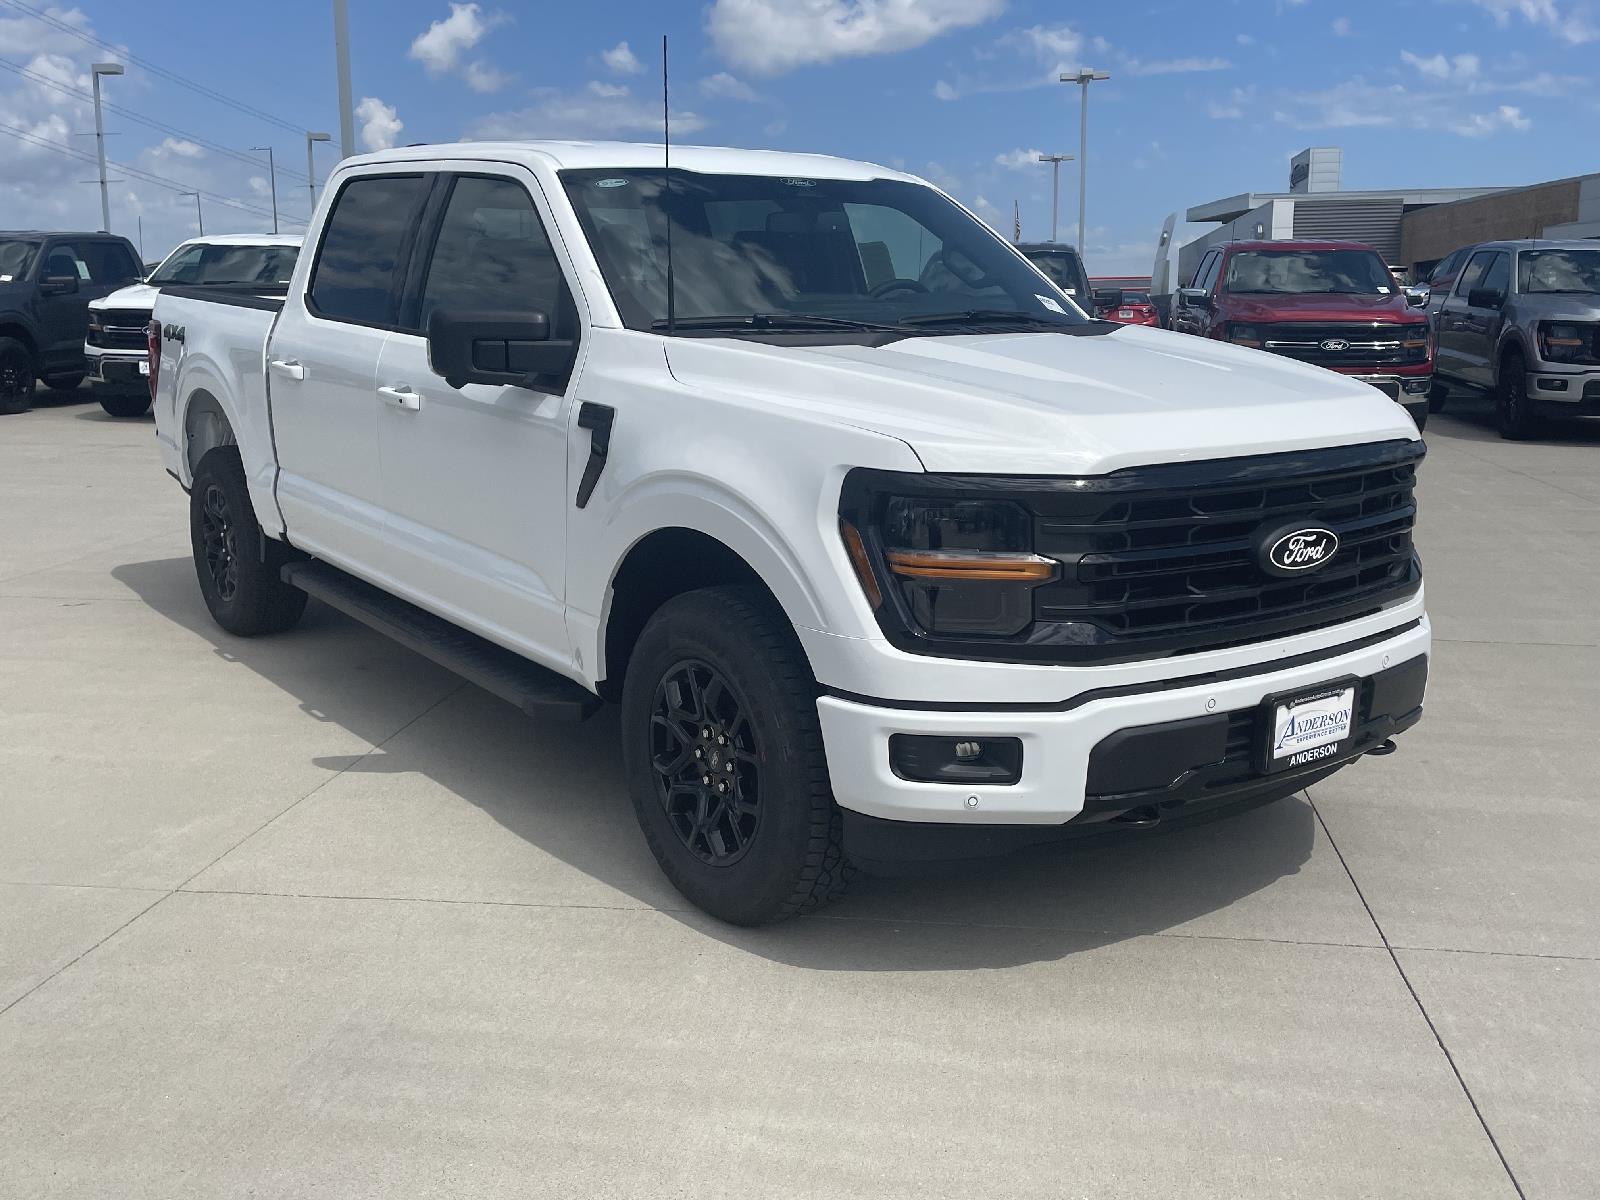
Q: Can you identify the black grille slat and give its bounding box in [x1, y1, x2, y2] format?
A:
[1260, 322, 1424, 367]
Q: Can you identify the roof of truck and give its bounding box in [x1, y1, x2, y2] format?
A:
[339, 140, 916, 183]
[1218, 240, 1384, 253]
[168, 233, 303, 248]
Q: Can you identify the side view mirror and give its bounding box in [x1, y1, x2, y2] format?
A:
[1176, 287, 1210, 310]
[1404, 286, 1428, 308]
[1467, 287, 1503, 310]
[1092, 287, 1124, 309]
[40, 274, 79, 296]
[426, 309, 575, 389]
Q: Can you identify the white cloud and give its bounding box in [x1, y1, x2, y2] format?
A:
[922, 161, 962, 193]
[1007, 22, 1083, 66]
[356, 96, 404, 152]
[1207, 86, 1256, 118]
[468, 85, 705, 140]
[1454, 103, 1533, 134]
[933, 79, 959, 100]
[1122, 55, 1232, 75]
[708, 0, 1006, 75]
[153, 137, 204, 159]
[463, 61, 511, 93]
[602, 41, 643, 74]
[1271, 76, 1534, 136]
[699, 72, 760, 102]
[1400, 50, 1480, 80]
[1236, 32, 1256, 45]
[994, 147, 1046, 170]
[409, 3, 512, 90]
[1332, 16, 1353, 35]
[1465, 0, 1598, 43]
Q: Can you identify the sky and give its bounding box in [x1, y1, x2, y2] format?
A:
[2, 0, 1596, 273]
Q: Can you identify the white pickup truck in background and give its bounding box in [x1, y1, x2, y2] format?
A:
[89, 232, 300, 417]
[150, 141, 1429, 925]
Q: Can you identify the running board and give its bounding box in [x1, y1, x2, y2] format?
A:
[281, 560, 602, 723]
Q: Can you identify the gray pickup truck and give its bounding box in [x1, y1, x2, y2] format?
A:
[1430, 239, 1600, 439]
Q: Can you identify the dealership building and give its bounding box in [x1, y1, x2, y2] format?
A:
[1166, 148, 1600, 291]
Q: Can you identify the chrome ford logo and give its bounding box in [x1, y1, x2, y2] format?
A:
[1320, 338, 1350, 351]
[1262, 527, 1339, 575]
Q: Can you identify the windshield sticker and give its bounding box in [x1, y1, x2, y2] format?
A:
[1035, 293, 1066, 314]
[1377, 285, 1391, 293]
[595, 178, 630, 188]
[0, 274, 11, 282]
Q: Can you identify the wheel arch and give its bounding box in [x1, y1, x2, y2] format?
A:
[597, 526, 812, 703]
[180, 387, 238, 477]
[0, 320, 38, 360]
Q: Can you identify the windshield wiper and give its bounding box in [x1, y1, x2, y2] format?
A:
[897, 309, 1068, 328]
[651, 312, 909, 333]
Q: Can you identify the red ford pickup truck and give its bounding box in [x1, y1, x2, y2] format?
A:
[1172, 240, 1432, 429]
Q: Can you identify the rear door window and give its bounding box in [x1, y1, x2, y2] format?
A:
[309, 173, 429, 326]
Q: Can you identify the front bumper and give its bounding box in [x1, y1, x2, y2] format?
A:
[86, 346, 147, 385]
[816, 615, 1428, 838]
[1528, 369, 1600, 417]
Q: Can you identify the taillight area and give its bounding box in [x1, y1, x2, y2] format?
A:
[146, 319, 160, 402]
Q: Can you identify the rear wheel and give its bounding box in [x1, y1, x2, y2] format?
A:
[0, 337, 35, 415]
[1496, 351, 1537, 440]
[99, 392, 152, 418]
[621, 586, 850, 925]
[189, 446, 307, 636]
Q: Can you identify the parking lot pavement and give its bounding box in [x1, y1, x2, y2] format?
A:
[1, 391, 1594, 1198]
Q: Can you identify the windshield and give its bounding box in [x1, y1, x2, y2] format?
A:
[148, 243, 299, 286]
[561, 170, 1089, 333]
[1119, 291, 1151, 305]
[1224, 249, 1394, 295]
[1518, 249, 1600, 295]
[1022, 251, 1089, 299]
[0, 239, 39, 282]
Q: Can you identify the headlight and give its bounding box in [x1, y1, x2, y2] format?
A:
[1539, 322, 1594, 364]
[841, 496, 1055, 637]
[1227, 324, 1262, 348]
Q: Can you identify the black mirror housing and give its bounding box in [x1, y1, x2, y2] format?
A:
[426, 309, 574, 389]
[1176, 287, 1210, 310]
[40, 274, 80, 296]
[1467, 288, 1503, 310]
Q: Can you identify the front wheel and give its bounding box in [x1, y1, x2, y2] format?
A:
[1496, 352, 1537, 440]
[1427, 382, 1448, 413]
[99, 391, 152, 418]
[189, 446, 308, 636]
[621, 586, 850, 925]
[41, 372, 85, 392]
[0, 336, 36, 415]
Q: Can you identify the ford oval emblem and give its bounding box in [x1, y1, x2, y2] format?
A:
[1320, 337, 1350, 352]
[1262, 527, 1339, 575]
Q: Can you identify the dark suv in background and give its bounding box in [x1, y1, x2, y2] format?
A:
[1016, 242, 1092, 308]
[0, 231, 143, 414]
[1172, 239, 1433, 429]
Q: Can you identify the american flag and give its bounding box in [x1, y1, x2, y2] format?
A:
[1013, 200, 1021, 243]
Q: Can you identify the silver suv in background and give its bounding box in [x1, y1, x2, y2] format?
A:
[1432, 239, 1600, 439]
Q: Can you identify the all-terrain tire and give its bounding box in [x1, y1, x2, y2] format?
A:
[621, 585, 851, 925]
[0, 336, 36, 415]
[190, 446, 308, 636]
[41, 372, 85, 392]
[99, 391, 152, 417]
[1496, 351, 1537, 440]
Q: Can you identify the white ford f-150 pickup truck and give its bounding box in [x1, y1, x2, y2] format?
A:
[150, 141, 1429, 924]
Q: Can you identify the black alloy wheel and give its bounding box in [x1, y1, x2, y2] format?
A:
[1497, 352, 1535, 440]
[650, 659, 762, 866]
[199, 483, 240, 602]
[0, 338, 35, 414]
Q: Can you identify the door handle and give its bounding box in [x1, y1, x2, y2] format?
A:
[377, 384, 422, 411]
[268, 358, 304, 381]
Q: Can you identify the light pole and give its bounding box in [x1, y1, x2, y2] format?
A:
[251, 146, 279, 234]
[1060, 68, 1110, 254]
[306, 131, 332, 211]
[332, 0, 356, 159]
[90, 62, 123, 233]
[179, 191, 203, 235]
[1037, 153, 1073, 244]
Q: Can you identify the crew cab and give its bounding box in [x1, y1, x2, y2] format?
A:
[1430, 239, 1600, 439]
[150, 142, 1429, 925]
[0, 230, 142, 414]
[1173, 240, 1433, 430]
[87, 233, 300, 418]
[1015, 242, 1091, 306]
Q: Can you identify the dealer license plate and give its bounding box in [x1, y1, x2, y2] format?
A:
[138, 360, 150, 376]
[1261, 681, 1356, 773]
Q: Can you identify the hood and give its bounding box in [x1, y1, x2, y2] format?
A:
[1223, 292, 1420, 324]
[88, 282, 158, 312]
[663, 325, 1419, 475]
[1510, 293, 1600, 322]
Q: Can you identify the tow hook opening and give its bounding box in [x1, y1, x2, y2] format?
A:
[1366, 738, 1399, 757]
[1113, 806, 1162, 829]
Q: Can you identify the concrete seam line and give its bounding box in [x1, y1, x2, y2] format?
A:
[0, 891, 173, 1021]
[1310, 793, 1529, 1200]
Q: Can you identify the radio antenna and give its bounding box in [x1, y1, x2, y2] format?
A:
[662, 33, 676, 335]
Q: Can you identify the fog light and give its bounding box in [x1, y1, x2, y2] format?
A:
[1539, 377, 1568, 392]
[889, 734, 1022, 785]
[1402, 378, 1431, 395]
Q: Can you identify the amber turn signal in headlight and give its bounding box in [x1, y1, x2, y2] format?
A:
[885, 549, 1057, 581]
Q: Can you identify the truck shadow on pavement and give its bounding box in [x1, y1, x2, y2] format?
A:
[114, 556, 1320, 972]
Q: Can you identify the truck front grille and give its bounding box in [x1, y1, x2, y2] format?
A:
[1023, 441, 1423, 662]
[1261, 322, 1425, 367]
[90, 307, 152, 351]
